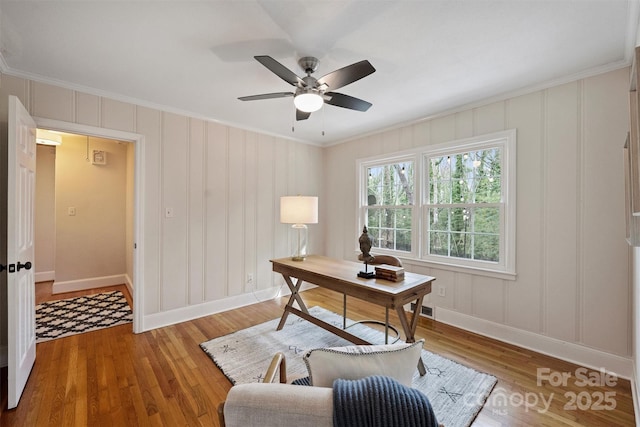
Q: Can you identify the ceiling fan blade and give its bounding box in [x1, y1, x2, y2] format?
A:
[296, 109, 311, 121]
[316, 60, 376, 91]
[238, 92, 294, 101]
[254, 55, 305, 87]
[325, 92, 372, 112]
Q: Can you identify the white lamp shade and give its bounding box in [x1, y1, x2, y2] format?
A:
[280, 196, 318, 224]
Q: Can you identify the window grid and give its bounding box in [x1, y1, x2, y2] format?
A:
[424, 145, 503, 264]
[357, 130, 515, 276]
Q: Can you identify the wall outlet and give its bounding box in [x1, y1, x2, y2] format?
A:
[165, 207, 174, 218]
[438, 285, 446, 297]
[247, 273, 254, 285]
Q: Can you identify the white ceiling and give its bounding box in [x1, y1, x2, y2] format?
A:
[0, 1, 638, 145]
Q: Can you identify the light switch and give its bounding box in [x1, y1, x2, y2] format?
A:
[68, 207, 76, 216]
[165, 207, 174, 218]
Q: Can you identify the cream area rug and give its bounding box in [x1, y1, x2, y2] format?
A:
[201, 306, 497, 427]
[36, 291, 133, 343]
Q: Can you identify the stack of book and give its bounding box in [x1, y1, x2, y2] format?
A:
[374, 264, 405, 282]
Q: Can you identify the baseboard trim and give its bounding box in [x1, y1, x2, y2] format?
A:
[35, 271, 55, 282]
[124, 274, 133, 297]
[52, 274, 128, 294]
[141, 283, 314, 332]
[436, 307, 633, 379]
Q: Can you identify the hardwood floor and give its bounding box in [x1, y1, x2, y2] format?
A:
[1, 285, 636, 426]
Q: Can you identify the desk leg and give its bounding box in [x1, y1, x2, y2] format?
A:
[276, 275, 309, 331]
[395, 295, 427, 376]
[385, 308, 389, 344]
[343, 294, 347, 329]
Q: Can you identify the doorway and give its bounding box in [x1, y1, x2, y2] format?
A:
[33, 119, 144, 333]
[35, 132, 134, 302]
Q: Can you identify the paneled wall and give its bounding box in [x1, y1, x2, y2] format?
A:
[0, 73, 325, 331]
[325, 68, 631, 371]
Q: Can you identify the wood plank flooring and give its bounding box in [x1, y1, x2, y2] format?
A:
[1, 284, 636, 426]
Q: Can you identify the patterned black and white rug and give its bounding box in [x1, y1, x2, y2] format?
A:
[200, 306, 497, 427]
[36, 290, 133, 343]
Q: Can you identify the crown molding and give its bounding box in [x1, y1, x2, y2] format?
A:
[328, 58, 633, 148]
[0, 58, 323, 147]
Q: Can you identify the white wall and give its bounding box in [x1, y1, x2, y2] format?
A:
[325, 67, 631, 375]
[0, 73, 325, 332]
[125, 141, 135, 290]
[54, 134, 127, 286]
[34, 144, 56, 281]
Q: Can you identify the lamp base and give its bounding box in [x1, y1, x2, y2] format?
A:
[291, 256, 306, 262]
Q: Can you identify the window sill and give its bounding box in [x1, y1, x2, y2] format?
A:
[355, 250, 516, 281]
[402, 257, 516, 281]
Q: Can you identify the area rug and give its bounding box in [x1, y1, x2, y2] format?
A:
[36, 291, 133, 343]
[200, 306, 497, 427]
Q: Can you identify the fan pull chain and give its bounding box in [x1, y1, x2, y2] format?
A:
[322, 105, 325, 136]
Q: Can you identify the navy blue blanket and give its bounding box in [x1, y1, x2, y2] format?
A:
[333, 376, 439, 427]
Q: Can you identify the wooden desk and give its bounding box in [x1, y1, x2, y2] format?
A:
[270, 255, 435, 375]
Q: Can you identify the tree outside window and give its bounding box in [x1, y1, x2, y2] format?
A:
[427, 148, 502, 263]
[366, 161, 414, 252]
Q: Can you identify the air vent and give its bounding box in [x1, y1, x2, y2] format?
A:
[410, 303, 433, 318]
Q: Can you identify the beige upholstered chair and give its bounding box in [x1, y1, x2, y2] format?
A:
[218, 343, 443, 427]
[217, 352, 335, 427]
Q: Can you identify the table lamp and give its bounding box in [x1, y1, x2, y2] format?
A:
[280, 196, 318, 261]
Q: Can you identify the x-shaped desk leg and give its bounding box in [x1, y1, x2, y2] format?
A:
[394, 294, 427, 376]
[276, 275, 309, 331]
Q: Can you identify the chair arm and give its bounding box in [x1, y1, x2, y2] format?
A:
[222, 383, 333, 427]
[263, 352, 287, 383]
[357, 253, 402, 267]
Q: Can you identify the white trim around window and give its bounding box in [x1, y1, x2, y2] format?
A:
[357, 129, 516, 279]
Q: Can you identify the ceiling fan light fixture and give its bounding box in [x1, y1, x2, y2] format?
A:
[294, 91, 323, 113]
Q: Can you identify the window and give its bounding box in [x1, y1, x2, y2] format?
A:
[358, 130, 516, 277]
[365, 160, 414, 253]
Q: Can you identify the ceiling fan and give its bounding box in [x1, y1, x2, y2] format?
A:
[238, 55, 376, 121]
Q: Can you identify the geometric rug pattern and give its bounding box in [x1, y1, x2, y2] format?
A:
[201, 306, 497, 427]
[36, 290, 133, 343]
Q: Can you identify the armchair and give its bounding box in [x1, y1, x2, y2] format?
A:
[218, 352, 334, 427]
[218, 340, 442, 427]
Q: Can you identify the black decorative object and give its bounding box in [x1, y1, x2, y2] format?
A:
[358, 226, 375, 278]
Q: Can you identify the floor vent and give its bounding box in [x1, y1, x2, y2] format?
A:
[410, 303, 433, 318]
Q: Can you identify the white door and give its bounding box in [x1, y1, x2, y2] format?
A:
[7, 95, 36, 409]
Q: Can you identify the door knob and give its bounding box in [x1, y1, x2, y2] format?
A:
[17, 261, 31, 271]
